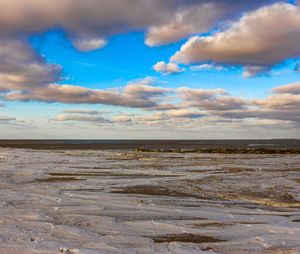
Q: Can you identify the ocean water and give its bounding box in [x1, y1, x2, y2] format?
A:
[0, 146, 300, 253]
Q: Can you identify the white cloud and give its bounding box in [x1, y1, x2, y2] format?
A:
[242, 66, 270, 78]
[4, 78, 172, 109]
[112, 114, 132, 123]
[190, 64, 227, 71]
[55, 114, 111, 123]
[171, 3, 300, 76]
[41, 81, 300, 133]
[153, 61, 184, 74]
[272, 82, 300, 95]
[72, 37, 106, 52]
[145, 1, 277, 46]
[62, 109, 99, 115]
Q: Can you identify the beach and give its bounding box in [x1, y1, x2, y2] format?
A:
[0, 141, 299, 253]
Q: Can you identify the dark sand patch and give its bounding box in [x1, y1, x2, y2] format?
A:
[193, 222, 232, 228]
[111, 185, 193, 198]
[150, 233, 225, 243]
[48, 172, 180, 178]
[33, 177, 86, 183]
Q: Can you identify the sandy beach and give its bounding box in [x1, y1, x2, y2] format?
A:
[0, 142, 299, 253]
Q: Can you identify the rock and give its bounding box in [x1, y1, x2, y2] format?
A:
[59, 247, 69, 254]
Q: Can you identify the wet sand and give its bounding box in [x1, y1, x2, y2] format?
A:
[0, 144, 300, 253]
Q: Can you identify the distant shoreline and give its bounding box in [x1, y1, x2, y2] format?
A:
[0, 139, 299, 152]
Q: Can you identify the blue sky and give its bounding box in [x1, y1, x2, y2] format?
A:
[0, 0, 299, 138]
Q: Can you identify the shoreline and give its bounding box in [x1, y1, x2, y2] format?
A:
[0, 139, 299, 152]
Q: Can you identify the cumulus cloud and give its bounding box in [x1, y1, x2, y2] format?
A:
[4, 77, 173, 108]
[5, 84, 151, 107]
[0, 0, 278, 45]
[0, 0, 293, 103]
[168, 109, 205, 119]
[190, 64, 227, 71]
[134, 109, 211, 126]
[153, 61, 184, 74]
[272, 82, 300, 95]
[55, 110, 134, 125]
[145, 0, 277, 46]
[56, 114, 111, 123]
[242, 66, 270, 78]
[72, 36, 106, 52]
[177, 87, 248, 111]
[136, 112, 170, 123]
[216, 82, 300, 124]
[45, 81, 300, 130]
[0, 39, 61, 91]
[254, 82, 300, 112]
[62, 109, 99, 115]
[112, 114, 132, 123]
[171, 3, 300, 76]
[145, 2, 223, 46]
[0, 0, 280, 89]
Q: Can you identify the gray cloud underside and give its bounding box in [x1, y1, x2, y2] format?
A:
[0, 0, 277, 46]
[4, 83, 171, 108]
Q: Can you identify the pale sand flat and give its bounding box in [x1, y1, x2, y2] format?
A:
[222, 249, 300, 254]
[0, 248, 54, 254]
[0, 247, 83, 254]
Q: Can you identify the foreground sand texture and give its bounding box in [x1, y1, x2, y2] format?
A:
[0, 147, 300, 253]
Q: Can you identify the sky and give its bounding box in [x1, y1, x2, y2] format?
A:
[0, 0, 299, 139]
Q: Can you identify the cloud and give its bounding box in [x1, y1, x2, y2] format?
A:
[4, 77, 172, 108]
[0, 115, 16, 122]
[55, 114, 111, 123]
[145, 2, 223, 46]
[0, 39, 61, 91]
[177, 87, 248, 111]
[272, 82, 300, 95]
[0, 0, 278, 44]
[134, 109, 210, 126]
[145, 0, 278, 46]
[216, 82, 300, 123]
[112, 114, 132, 123]
[5, 84, 154, 107]
[71, 36, 106, 52]
[255, 93, 300, 110]
[153, 61, 184, 74]
[45, 81, 300, 131]
[254, 82, 300, 111]
[0, 114, 29, 127]
[178, 87, 227, 100]
[190, 64, 227, 71]
[62, 109, 100, 115]
[171, 3, 300, 76]
[168, 109, 205, 119]
[136, 112, 170, 123]
[0, 0, 291, 101]
[242, 66, 270, 78]
[0, 0, 278, 54]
